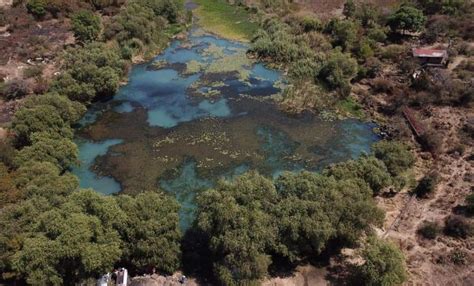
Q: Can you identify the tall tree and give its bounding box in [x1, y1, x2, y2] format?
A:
[195, 172, 279, 286]
[115, 192, 182, 274]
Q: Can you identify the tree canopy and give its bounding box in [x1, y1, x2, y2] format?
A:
[353, 237, 407, 286]
[116, 192, 182, 274]
[387, 5, 426, 33]
[71, 10, 102, 43]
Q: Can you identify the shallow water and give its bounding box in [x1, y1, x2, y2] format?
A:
[73, 29, 379, 229]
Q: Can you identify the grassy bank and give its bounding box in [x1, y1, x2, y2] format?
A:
[194, 0, 258, 42]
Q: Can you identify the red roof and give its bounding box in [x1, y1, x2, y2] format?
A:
[412, 48, 447, 58]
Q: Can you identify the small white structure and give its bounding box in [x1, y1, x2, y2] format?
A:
[97, 273, 110, 286]
[116, 268, 129, 286]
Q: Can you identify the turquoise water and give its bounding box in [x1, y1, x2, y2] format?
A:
[71, 138, 123, 195]
[73, 29, 379, 229]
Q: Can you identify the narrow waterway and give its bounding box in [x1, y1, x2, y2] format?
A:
[72, 28, 379, 229]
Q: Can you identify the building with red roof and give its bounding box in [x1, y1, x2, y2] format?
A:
[412, 48, 448, 67]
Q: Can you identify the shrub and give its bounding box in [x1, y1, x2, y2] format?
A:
[300, 15, 322, 32]
[353, 237, 407, 286]
[372, 78, 394, 94]
[417, 221, 441, 239]
[415, 172, 439, 198]
[367, 25, 387, 43]
[23, 66, 43, 79]
[419, 130, 443, 154]
[449, 248, 468, 265]
[71, 10, 101, 43]
[26, 0, 47, 19]
[327, 19, 359, 50]
[319, 49, 358, 93]
[372, 141, 415, 176]
[444, 215, 473, 239]
[381, 45, 408, 61]
[466, 193, 474, 216]
[1, 80, 29, 100]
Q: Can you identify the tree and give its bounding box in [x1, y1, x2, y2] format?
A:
[372, 141, 415, 177]
[387, 5, 426, 33]
[51, 43, 125, 103]
[22, 93, 86, 124]
[353, 237, 407, 286]
[115, 192, 182, 274]
[195, 172, 278, 286]
[14, 132, 79, 171]
[11, 105, 73, 146]
[0, 163, 21, 207]
[15, 161, 79, 202]
[71, 10, 101, 43]
[276, 171, 384, 256]
[11, 190, 125, 285]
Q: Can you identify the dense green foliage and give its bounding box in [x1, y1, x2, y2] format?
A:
[116, 192, 182, 274]
[0, 1, 186, 284]
[324, 155, 393, 194]
[104, 0, 183, 58]
[51, 43, 125, 103]
[71, 10, 101, 43]
[319, 48, 358, 94]
[195, 154, 400, 285]
[387, 5, 427, 33]
[26, 0, 47, 18]
[353, 237, 407, 286]
[196, 173, 278, 286]
[372, 141, 415, 177]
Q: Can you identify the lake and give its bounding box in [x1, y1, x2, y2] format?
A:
[72, 28, 379, 229]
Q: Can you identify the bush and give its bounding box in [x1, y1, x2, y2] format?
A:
[417, 221, 441, 239]
[26, 0, 47, 19]
[415, 172, 439, 198]
[444, 215, 473, 239]
[450, 248, 468, 265]
[419, 130, 443, 154]
[466, 193, 474, 216]
[71, 10, 101, 43]
[299, 15, 322, 32]
[372, 141, 415, 176]
[318, 48, 358, 93]
[1, 80, 29, 100]
[23, 66, 43, 79]
[372, 78, 394, 94]
[353, 237, 407, 286]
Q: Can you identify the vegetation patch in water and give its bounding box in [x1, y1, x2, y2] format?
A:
[194, 0, 258, 42]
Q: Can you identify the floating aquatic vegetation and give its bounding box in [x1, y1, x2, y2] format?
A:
[206, 51, 252, 80]
[184, 60, 205, 74]
[149, 60, 168, 70]
[202, 43, 226, 59]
